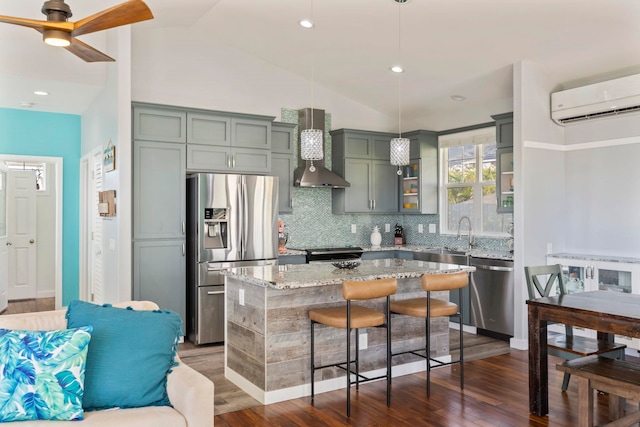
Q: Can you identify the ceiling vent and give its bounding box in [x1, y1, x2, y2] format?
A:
[551, 73, 640, 125]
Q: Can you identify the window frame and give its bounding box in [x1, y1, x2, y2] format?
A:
[439, 126, 509, 238]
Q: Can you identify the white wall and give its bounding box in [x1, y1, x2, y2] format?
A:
[131, 26, 395, 132]
[512, 61, 566, 349]
[81, 27, 132, 304]
[562, 114, 640, 257]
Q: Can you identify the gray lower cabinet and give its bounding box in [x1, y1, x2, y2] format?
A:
[361, 251, 397, 260]
[133, 140, 186, 240]
[133, 240, 186, 326]
[278, 255, 306, 265]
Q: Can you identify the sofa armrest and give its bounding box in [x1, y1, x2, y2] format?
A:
[167, 356, 214, 427]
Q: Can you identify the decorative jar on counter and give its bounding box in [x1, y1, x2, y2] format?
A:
[370, 226, 382, 248]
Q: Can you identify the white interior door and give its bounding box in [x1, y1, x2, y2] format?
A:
[90, 153, 104, 304]
[7, 170, 37, 300]
[0, 165, 8, 311]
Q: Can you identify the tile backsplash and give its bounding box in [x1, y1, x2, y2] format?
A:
[278, 108, 509, 251]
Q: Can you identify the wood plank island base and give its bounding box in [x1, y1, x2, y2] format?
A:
[221, 258, 474, 405]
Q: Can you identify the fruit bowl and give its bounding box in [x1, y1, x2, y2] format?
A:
[331, 261, 361, 269]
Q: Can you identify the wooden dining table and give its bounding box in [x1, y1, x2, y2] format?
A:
[527, 290, 640, 416]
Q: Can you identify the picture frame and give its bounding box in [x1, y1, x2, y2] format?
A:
[103, 140, 116, 172]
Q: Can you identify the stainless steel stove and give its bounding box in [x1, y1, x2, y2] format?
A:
[296, 247, 364, 263]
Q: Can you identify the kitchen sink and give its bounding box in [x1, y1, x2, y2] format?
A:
[413, 248, 469, 265]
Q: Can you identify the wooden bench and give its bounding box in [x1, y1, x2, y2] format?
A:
[557, 356, 640, 427]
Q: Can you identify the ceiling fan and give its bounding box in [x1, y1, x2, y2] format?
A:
[0, 0, 153, 62]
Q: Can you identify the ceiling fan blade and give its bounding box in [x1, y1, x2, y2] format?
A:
[0, 15, 72, 31]
[65, 38, 115, 62]
[72, 0, 153, 38]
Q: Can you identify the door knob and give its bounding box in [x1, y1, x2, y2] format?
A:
[30, 239, 35, 244]
[5, 242, 11, 246]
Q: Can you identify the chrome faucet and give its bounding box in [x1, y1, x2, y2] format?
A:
[456, 216, 474, 248]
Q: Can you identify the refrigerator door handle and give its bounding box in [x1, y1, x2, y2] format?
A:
[241, 177, 249, 259]
[207, 290, 224, 295]
[237, 181, 244, 258]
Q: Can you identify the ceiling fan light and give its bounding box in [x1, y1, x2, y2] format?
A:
[43, 29, 71, 47]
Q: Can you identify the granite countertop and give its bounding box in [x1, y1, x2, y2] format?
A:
[276, 245, 513, 261]
[547, 252, 640, 264]
[363, 245, 514, 261]
[222, 258, 475, 290]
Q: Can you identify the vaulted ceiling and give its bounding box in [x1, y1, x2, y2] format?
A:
[1, 0, 639, 122]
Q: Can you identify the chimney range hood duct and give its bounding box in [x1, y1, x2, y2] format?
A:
[293, 108, 350, 188]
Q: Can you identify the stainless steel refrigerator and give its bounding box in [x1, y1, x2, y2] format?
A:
[186, 173, 278, 345]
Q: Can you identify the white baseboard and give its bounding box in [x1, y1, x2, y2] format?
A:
[37, 290, 55, 299]
[226, 357, 453, 406]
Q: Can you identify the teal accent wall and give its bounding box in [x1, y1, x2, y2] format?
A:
[0, 108, 81, 305]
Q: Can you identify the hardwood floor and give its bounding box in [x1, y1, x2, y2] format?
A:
[214, 350, 637, 427]
[2, 298, 55, 315]
[5, 302, 632, 425]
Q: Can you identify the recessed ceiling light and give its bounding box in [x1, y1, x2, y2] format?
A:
[34, 91, 49, 96]
[300, 19, 313, 28]
[390, 65, 404, 73]
[451, 95, 466, 101]
[21, 102, 35, 108]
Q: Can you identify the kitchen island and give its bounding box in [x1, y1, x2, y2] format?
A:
[221, 258, 474, 405]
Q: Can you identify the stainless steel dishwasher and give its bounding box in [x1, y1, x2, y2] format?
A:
[469, 256, 514, 337]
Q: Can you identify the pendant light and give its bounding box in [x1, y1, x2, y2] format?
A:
[389, 0, 410, 176]
[300, 0, 323, 173]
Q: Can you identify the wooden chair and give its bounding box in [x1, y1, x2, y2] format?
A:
[390, 271, 468, 397]
[525, 264, 627, 391]
[309, 278, 398, 417]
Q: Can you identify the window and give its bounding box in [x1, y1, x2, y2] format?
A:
[4, 161, 46, 192]
[439, 127, 512, 236]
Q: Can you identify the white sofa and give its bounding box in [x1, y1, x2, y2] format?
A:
[0, 302, 214, 427]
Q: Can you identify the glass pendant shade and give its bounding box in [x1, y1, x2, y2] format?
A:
[390, 137, 410, 166]
[301, 128, 324, 172]
[390, 137, 410, 175]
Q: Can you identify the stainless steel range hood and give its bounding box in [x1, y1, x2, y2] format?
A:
[293, 108, 350, 188]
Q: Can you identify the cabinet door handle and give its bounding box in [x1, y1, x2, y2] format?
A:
[182, 243, 185, 256]
[372, 199, 376, 210]
[182, 222, 185, 235]
[232, 156, 236, 168]
[289, 197, 293, 209]
[227, 155, 231, 168]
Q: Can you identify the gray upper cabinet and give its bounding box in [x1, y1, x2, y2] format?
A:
[133, 106, 186, 143]
[232, 118, 271, 150]
[271, 122, 296, 213]
[492, 112, 513, 149]
[187, 112, 231, 146]
[331, 129, 399, 214]
[182, 109, 274, 174]
[133, 140, 186, 240]
[492, 113, 514, 213]
[401, 130, 438, 214]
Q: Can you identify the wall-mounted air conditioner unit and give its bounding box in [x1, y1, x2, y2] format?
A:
[551, 73, 640, 125]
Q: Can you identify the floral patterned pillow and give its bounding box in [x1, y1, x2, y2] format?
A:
[0, 326, 93, 421]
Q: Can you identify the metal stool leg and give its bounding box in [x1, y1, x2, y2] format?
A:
[459, 287, 464, 391]
[311, 320, 315, 402]
[426, 293, 431, 397]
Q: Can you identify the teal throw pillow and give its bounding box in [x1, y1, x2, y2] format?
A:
[65, 300, 182, 411]
[0, 326, 93, 422]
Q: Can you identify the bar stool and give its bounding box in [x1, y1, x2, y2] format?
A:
[390, 271, 468, 396]
[309, 278, 397, 417]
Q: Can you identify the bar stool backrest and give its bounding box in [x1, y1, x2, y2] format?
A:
[422, 272, 468, 292]
[343, 278, 398, 301]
